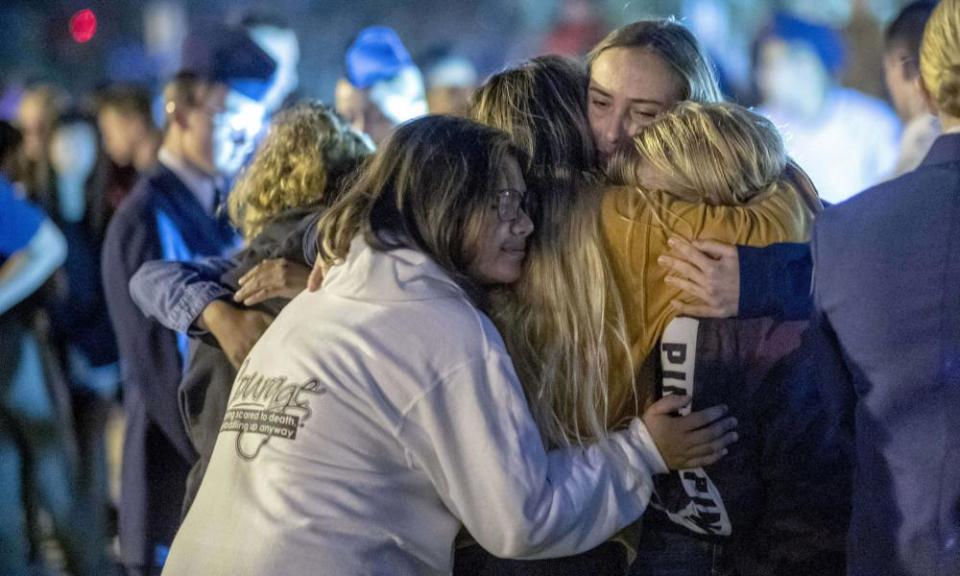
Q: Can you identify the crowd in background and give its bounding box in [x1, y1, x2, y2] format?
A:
[0, 1, 958, 575]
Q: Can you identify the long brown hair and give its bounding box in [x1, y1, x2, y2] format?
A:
[471, 56, 634, 446]
[317, 115, 522, 302]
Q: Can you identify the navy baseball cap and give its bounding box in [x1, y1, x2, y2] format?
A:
[181, 23, 277, 101]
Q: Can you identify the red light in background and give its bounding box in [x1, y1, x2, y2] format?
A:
[70, 9, 97, 43]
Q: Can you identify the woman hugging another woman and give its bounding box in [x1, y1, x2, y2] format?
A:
[468, 53, 847, 576]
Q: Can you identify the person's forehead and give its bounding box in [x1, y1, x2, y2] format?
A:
[56, 122, 95, 139]
[760, 38, 821, 66]
[18, 98, 45, 122]
[100, 105, 134, 123]
[759, 38, 791, 60]
[497, 155, 525, 189]
[335, 80, 368, 106]
[589, 47, 681, 104]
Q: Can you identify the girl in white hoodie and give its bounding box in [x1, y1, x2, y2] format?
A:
[161, 115, 737, 576]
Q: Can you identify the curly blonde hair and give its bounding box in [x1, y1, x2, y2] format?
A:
[228, 101, 373, 239]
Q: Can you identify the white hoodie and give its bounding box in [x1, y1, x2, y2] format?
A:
[162, 237, 667, 576]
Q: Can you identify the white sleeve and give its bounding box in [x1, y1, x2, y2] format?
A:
[397, 348, 668, 560]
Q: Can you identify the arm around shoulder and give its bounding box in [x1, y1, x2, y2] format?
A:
[130, 256, 235, 334]
[738, 242, 812, 320]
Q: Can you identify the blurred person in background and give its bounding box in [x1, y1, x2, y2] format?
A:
[335, 25, 428, 145]
[96, 84, 161, 212]
[100, 25, 275, 576]
[423, 50, 479, 117]
[883, 1, 940, 176]
[755, 12, 900, 204]
[812, 0, 960, 572]
[46, 111, 120, 571]
[16, 84, 69, 207]
[542, 0, 607, 57]
[240, 14, 301, 117]
[0, 120, 112, 576]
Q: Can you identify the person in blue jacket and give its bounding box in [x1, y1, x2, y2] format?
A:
[100, 25, 274, 576]
[0, 121, 80, 576]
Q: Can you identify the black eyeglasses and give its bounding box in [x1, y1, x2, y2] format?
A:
[493, 189, 529, 223]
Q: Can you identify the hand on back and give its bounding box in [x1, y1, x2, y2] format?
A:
[642, 394, 738, 470]
[658, 237, 740, 319]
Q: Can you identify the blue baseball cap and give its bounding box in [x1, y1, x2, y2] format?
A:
[765, 12, 846, 75]
[345, 26, 415, 89]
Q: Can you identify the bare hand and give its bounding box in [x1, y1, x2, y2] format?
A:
[234, 258, 310, 306]
[659, 237, 740, 319]
[306, 257, 328, 292]
[642, 394, 738, 470]
[201, 300, 274, 368]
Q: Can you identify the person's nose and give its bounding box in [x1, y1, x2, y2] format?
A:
[599, 113, 629, 157]
[612, 112, 634, 150]
[512, 206, 534, 239]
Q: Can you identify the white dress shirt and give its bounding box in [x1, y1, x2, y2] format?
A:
[158, 147, 223, 216]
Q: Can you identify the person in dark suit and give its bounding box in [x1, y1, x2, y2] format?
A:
[100, 27, 274, 576]
[812, 2, 960, 574]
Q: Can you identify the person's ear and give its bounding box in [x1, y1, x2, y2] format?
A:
[919, 75, 940, 116]
[890, 48, 912, 81]
[165, 98, 190, 130]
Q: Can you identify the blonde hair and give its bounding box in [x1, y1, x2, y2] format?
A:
[228, 101, 372, 239]
[609, 102, 822, 215]
[920, 0, 960, 118]
[471, 57, 635, 446]
[605, 102, 821, 409]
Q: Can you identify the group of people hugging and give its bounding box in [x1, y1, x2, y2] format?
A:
[127, 2, 960, 575]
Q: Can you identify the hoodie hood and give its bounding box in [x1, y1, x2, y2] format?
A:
[322, 236, 467, 303]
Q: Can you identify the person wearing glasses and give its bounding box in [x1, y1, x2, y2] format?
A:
[100, 26, 276, 576]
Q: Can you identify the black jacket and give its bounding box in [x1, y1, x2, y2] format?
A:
[178, 208, 315, 515]
[642, 316, 853, 576]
